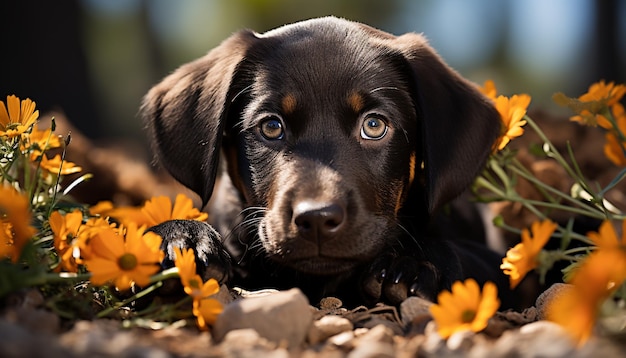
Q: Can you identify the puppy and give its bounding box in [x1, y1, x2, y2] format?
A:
[143, 17, 515, 308]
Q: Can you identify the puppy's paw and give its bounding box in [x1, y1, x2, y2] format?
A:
[148, 219, 232, 284]
[361, 255, 440, 305]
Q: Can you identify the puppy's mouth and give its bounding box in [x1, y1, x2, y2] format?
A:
[285, 257, 358, 275]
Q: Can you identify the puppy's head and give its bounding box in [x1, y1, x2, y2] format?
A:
[143, 17, 500, 275]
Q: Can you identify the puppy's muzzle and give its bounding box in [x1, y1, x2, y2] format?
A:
[293, 200, 347, 243]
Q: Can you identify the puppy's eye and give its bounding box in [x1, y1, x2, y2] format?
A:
[360, 114, 388, 140]
[259, 116, 285, 140]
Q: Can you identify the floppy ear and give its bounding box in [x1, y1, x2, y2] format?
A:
[387, 33, 500, 214]
[142, 30, 257, 206]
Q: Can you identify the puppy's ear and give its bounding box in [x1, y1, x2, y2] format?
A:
[387, 33, 500, 213]
[142, 31, 257, 206]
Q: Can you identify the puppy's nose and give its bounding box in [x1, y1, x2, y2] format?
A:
[293, 201, 346, 242]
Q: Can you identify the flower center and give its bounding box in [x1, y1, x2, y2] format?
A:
[189, 278, 201, 289]
[118, 253, 138, 271]
[461, 309, 476, 323]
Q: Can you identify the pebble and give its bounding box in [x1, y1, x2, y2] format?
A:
[212, 288, 313, 348]
[308, 314, 353, 344]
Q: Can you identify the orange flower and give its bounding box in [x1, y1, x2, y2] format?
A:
[479, 80, 497, 101]
[578, 80, 626, 107]
[493, 94, 531, 151]
[556, 81, 626, 127]
[50, 210, 112, 272]
[500, 220, 557, 288]
[38, 154, 82, 178]
[0, 186, 36, 262]
[0, 95, 39, 138]
[429, 279, 500, 339]
[173, 246, 223, 329]
[547, 249, 626, 346]
[602, 104, 626, 166]
[106, 194, 208, 227]
[588, 220, 626, 250]
[195, 295, 223, 330]
[83, 223, 163, 290]
[605, 133, 626, 166]
[23, 124, 62, 158]
[174, 246, 197, 286]
[50, 210, 84, 272]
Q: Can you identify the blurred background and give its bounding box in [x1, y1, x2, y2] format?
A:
[1, 0, 624, 145]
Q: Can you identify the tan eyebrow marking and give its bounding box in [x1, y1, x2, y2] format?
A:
[409, 151, 417, 186]
[347, 91, 365, 113]
[281, 93, 297, 115]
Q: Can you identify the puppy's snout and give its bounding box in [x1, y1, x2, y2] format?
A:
[293, 200, 346, 243]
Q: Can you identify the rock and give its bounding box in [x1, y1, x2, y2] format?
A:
[400, 296, 433, 335]
[213, 288, 313, 348]
[327, 330, 355, 349]
[308, 315, 354, 344]
[220, 329, 290, 357]
[400, 296, 432, 326]
[356, 324, 394, 345]
[347, 341, 395, 358]
[487, 320, 576, 357]
[446, 330, 475, 352]
[535, 283, 572, 320]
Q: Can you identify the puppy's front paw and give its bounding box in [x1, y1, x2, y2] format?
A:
[149, 220, 232, 284]
[361, 255, 440, 305]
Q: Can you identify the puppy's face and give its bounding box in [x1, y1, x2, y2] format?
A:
[223, 31, 420, 274]
[143, 17, 500, 279]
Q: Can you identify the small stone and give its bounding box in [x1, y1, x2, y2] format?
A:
[356, 324, 394, 345]
[400, 296, 432, 326]
[213, 288, 313, 348]
[347, 341, 395, 358]
[446, 329, 475, 351]
[490, 320, 575, 357]
[327, 330, 355, 348]
[220, 329, 290, 358]
[308, 315, 353, 344]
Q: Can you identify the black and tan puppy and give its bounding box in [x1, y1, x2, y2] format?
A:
[143, 17, 514, 308]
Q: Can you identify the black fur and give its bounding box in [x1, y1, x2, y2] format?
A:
[142, 17, 515, 308]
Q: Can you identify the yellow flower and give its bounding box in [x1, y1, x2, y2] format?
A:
[500, 220, 557, 288]
[602, 104, 626, 166]
[0, 95, 39, 138]
[50, 210, 84, 272]
[429, 278, 500, 339]
[174, 246, 197, 285]
[578, 80, 626, 107]
[107, 194, 208, 227]
[39, 154, 82, 178]
[49, 210, 113, 272]
[588, 220, 626, 250]
[493, 94, 531, 151]
[195, 296, 223, 330]
[83, 223, 164, 291]
[556, 81, 626, 126]
[605, 134, 626, 166]
[478, 80, 497, 100]
[0, 186, 36, 262]
[23, 124, 62, 158]
[173, 246, 223, 329]
[547, 249, 626, 346]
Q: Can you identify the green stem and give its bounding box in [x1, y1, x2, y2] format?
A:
[96, 280, 164, 319]
[24, 271, 92, 287]
[508, 165, 607, 219]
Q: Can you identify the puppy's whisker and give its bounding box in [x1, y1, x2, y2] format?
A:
[369, 86, 399, 94]
[231, 84, 253, 103]
[396, 223, 422, 251]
